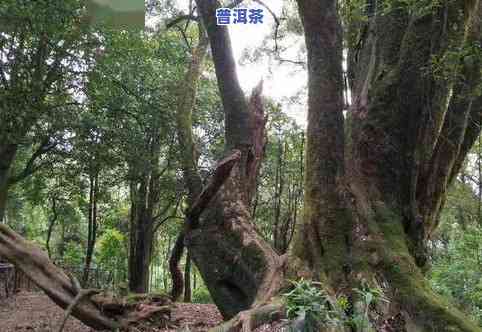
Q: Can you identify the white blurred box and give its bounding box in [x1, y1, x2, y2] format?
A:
[86, 0, 145, 30]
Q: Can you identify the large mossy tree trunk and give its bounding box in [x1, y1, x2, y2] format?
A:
[196, 0, 482, 331]
[287, 0, 482, 331]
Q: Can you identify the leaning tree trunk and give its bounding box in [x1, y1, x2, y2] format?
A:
[181, 0, 284, 319]
[0, 225, 120, 330]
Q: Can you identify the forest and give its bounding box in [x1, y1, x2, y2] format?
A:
[0, 0, 481, 331]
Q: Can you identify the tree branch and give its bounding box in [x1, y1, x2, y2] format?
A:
[55, 272, 111, 332]
[449, 98, 482, 184]
[226, 0, 245, 9]
[165, 14, 198, 29]
[253, 0, 281, 53]
[195, 0, 250, 149]
[153, 195, 180, 223]
[8, 139, 57, 186]
[187, 149, 241, 227]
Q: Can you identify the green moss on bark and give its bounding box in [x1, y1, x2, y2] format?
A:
[374, 205, 482, 332]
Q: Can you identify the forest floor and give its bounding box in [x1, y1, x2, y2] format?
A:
[0, 293, 284, 332]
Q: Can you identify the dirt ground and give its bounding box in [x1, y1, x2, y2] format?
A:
[0, 292, 223, 331]
[0, 293, 285, 332]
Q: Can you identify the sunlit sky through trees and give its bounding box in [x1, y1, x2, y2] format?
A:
[149, 0, 308, 126]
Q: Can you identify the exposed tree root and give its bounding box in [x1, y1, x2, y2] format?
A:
[124, 304, 171, 326]
[209, 302, 285, 332]
[57, 289, 102, 332]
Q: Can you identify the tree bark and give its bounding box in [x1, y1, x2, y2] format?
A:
[337, 0, 482, 330]
[0, 0, 481, 330]
[129, 176, 157, 293]
[171, 2, 280, 318]
[169, 232, 185, 300]
[128, 127, 163, 293]
[289, 0, 349, 287]
[169, 23, 208, 302]
[82, 173, 98, 287]
[183, 252, 192, 303]
[193, 0, 482, 328]
[46, 196, 58, 259]
[0, 144, 17, 223]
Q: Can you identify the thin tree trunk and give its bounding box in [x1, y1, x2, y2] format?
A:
[46, 196, 58, 259]
[183, 252, 192, 302]
[0, 144, 17, 223]
[129, 123, 162, 293]
[82, 173, 98, 287]
[129, 177, 156, 293]
[58, 219, 66, 260]
[193, 267, 197, 292]
[169, 232, 185, 300]
[272, 138, 284, 252]
[128, 180, 137, 290]
[169, 23, 207, 300]
[478, 136, 481, 223]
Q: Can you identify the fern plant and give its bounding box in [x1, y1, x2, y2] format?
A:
[283, 279, 390, 331]
[283, 279, 347, 331]
[350, 284, 389, 332]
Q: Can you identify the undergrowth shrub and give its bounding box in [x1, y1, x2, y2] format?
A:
[192, 287, 213, 304]
[283, 279, 388, 332]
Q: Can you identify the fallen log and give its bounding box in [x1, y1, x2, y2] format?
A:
[0, 224, 118, 330]
[0, 225, 174, 331]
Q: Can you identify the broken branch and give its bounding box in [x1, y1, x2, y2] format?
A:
[187, 149, 241, 227]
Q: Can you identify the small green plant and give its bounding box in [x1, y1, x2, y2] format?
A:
[283, 279, 347, 331]
[192, 287, 213, 304]
[283, 279, 390, 331]
[350, 283, 389, 332]
[381, 0, 442, 18]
